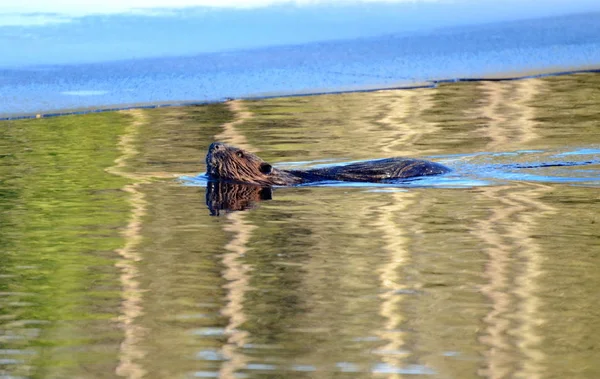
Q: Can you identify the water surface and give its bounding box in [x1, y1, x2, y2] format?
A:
[1, 72, 599, 378]
[3, 12, 600, 117]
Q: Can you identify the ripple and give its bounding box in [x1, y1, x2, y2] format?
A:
[190, 327, 229, 337]
[372, 363, 436, 375]
[195, 350, 227, 361]
[556, 148, 600, 156]
[290, 364, 316, 372]
[192, 372, 218, 378]
[245, 363, 277, 371]
[336, 362, 360, 372]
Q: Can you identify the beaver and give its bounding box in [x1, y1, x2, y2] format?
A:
[205, 142, 450, 186]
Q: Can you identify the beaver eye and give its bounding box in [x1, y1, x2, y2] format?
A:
[236, 151, 244, 158]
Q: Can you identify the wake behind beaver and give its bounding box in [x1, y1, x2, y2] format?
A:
[205, 142, 451, 186]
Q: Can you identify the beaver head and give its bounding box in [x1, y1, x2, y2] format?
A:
[206, 142, 301, 186]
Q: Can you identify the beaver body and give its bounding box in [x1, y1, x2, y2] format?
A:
[205, 142, 450, 186]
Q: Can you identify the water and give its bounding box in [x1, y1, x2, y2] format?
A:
[3, 12, 600, 118]
[1, 72, 599, 378]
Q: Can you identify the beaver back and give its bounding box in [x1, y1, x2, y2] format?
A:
[291, 157, 451, 182]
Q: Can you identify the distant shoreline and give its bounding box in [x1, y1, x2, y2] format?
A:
[2, 66, 600, 121]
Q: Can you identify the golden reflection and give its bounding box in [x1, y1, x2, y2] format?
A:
[371, 91, 439, 375]
[218, 212, 254, 379]
[373, 192, 416, 378]
[217, 100, 255, 378]
[475, 79, 544, 149]
[509, 185, 553, 379]
[367, 89, 440, 377]
[325, 87, 443, 156]
[372, 88, 441, 155]
[215, 100, 254, 150]
[475, 183, 554, 379]
[106, 109, 149, 379]
[471, 77, 550, 377]
[239, 86, 449, 162]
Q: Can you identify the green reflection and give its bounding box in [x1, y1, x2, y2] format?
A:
[1, 73, 599, 379]
[1, 112, 132, 378]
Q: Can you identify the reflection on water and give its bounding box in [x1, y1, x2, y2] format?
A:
[107, 109, 149, 379]
[1, 73, 600, 379]
[475, 183, 552, 379]
[206, 182, 272, 216]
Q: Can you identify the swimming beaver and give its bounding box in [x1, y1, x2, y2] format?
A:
[206, 142, 450, 186]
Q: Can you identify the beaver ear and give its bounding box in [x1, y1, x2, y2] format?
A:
[259, 163, 272, 175]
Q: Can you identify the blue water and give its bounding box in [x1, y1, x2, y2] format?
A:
[182, 147, 600, 194]
[2, 12, 600, 117]
[446, 148, 600, 187]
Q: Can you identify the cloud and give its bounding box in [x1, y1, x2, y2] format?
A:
[0, 13, 72, 26]
[0, 0, 444, 26]
[0, 0, 440, 17]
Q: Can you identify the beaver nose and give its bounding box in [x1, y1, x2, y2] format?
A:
[209, 142, 225, 152]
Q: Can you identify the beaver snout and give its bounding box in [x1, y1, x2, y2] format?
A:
[209, 142, 225, 152]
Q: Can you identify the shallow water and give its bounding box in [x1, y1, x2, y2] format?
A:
[1, 73, 600, 379]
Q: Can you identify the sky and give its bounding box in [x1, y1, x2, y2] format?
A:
[1, 0, 600, 67]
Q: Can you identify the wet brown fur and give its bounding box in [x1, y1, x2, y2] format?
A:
[206, 142, 450, 186]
